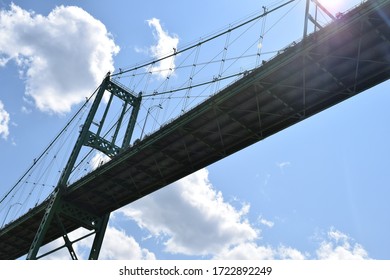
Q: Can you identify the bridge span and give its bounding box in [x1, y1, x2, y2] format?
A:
[1, 0, 389, 259]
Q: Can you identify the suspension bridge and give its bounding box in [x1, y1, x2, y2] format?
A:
[0, 0, 389, 259]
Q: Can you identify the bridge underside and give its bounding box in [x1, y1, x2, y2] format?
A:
[1, 0, 389, 259]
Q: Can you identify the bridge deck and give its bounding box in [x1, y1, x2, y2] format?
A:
[1, 0, 389, 259]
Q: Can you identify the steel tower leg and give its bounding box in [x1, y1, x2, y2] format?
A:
[26, 188, 63, 259]
[303, 0, 310, 38]
[88, 213, 110, 260]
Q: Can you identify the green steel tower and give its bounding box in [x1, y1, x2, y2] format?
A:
[27, 73, 142, 260]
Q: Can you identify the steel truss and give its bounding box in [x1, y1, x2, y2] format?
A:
[26, 74, 142, 260]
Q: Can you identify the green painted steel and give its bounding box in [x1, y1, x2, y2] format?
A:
[26, 73, 142, 260]
[88, 213, 110, 260]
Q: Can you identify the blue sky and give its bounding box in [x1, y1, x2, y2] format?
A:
[0, 0, 389, 260]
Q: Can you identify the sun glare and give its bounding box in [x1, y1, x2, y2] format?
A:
[317, 0, 351, 13]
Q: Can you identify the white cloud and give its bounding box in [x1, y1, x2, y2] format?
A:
[316, 228, 369, 260]
[214, 243, 305, 260]
[116, 168, 370, 260]
[146, 18, 179, 79]
[0, 100, 10, 139]
[35, 223, 370, 260]
[277, 245, 306, 260]
[214, 227, 368, 260]
[99, 226, 156, 260]
[328, 228, 349, 243]
[276, 161, 291, 171]
[90, 151, 111, 170]
[118, 168, 258, 256]
[258, 216, 274, 228]
[0, 4, 119, 114]
[214, 242, 275, 260]
[34, 166, 370, 261]
[21, 106, 32, 114]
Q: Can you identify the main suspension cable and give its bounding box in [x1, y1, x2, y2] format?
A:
[0, 85, 100, 205]
[110, 0, 296, 78]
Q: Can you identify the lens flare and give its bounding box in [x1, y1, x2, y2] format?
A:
[319, 0, 356, 13]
